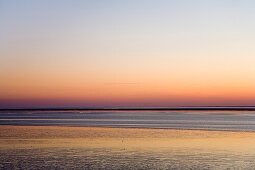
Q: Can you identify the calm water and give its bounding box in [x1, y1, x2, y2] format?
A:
[1, 110, 255, 130]
[2, 110, 255, 169]
[1, 126, 255, 169]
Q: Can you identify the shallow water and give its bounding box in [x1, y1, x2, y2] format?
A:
[1, 126, 255, 169]
[2, 110, 255, 169]
[1, 110, 255, 130]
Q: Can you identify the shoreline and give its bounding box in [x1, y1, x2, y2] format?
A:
[1, 124, 255, 133]
[2, 106, 255, 112]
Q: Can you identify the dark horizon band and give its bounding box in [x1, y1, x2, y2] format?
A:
[1, 106, 255, 111]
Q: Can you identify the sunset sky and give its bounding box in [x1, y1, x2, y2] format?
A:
[1, 0, 255, 108]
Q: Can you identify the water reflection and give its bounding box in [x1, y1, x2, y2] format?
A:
[1, 126, 255, 169]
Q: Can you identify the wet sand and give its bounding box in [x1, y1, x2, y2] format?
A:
[1, 125, 255, 169]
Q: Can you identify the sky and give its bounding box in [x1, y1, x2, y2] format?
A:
[1, 0, 255, 108]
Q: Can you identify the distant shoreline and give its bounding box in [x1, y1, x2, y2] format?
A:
[1, 106, 255, 111]
[1, 124, 255, 133]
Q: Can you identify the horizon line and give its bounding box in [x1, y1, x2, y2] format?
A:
[1, 106, 255, 111]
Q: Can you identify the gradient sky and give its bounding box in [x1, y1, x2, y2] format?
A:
[1, 0, 255, 108]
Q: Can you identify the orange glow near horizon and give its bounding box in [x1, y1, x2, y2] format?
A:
[1, 59, 255, 107]
[1, 75, 255, 107]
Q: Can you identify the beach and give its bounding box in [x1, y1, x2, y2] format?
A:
[1, 125, 255, 169]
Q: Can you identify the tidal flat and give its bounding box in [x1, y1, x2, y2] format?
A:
[1, 125, 255, 169]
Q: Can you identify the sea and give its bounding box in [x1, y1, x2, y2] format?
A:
[1, 107, 255, 131]
[2, 107, 255, 169]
